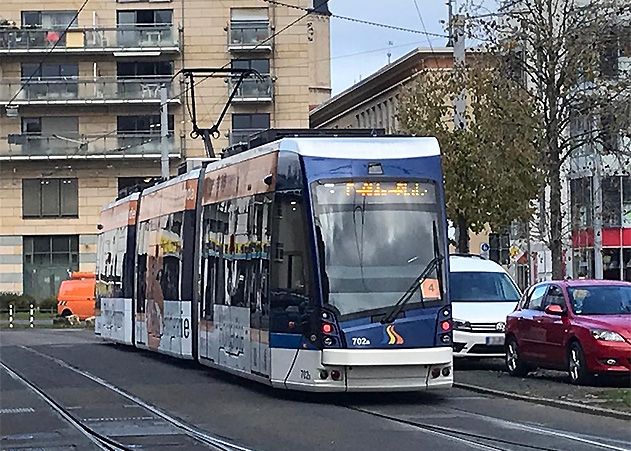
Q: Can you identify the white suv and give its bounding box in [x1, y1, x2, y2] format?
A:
[450, 254, 521, 358]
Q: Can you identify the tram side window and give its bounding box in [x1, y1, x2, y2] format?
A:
[251, 194, 272, 326]
[161, 211, 183, 301]
[96, 227, 127, 298]
[270, 192, 314, 332]
[202, 204, 222, 318]
[136, 220, 150, 313]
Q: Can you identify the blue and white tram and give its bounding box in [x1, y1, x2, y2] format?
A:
[95, 132, 453, 391]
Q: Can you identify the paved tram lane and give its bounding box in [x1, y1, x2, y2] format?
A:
[1, 330, 630, 451]
[0, 366, 101, 450]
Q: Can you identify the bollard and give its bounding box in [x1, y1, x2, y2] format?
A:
[29, 304, 34, 328]
[8, 304, 14, 329]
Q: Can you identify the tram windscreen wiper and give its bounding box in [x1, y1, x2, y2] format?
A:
[381, 222, 444, 324]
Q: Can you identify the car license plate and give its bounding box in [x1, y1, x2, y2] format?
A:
[486, 336, 504, 345]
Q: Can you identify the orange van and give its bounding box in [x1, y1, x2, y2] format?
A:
[57, 272, 96, 320]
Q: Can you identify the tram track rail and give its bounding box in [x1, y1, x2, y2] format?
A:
[4, 343, 628, 451]
[3, 346, 258, 451]
[342, 403, 630, 451]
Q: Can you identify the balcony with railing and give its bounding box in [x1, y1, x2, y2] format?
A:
[2, 133, 181, 160]
[0, 77, 179, 105]
[0, 25, 180, 55]
[229, 76, 273, 102]
[228, 22, 272, 51]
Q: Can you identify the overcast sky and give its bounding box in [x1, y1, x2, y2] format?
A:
[328, 1, 498, 94]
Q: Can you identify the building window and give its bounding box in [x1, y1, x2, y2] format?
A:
[21, 63, 78, 79]
[117, 61, 173, 77]
[229, 8, 270, 46]
[21, 63, 78, 99]
[231, 58, 270, 74]
[22, 11, 78, 28]
[573, 248, 594, 278]
[603, 176, 622, 227]
[22, 117, 78, 135]
[603, 248, 624, 280]
[22, 178, 78, 218]
[231, 113, 270, 144]
[22, 117, 42, 134]
[23, 235, 79, 266]
[570, 177, 593, 229]
[489, 232, 510, 265]
[23, 235, 79, 300]
[623, 176, 631, 226]
[116, 9, 172, 26]
[117, 115, 174, 134]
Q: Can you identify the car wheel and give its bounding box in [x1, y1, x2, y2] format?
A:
[568, 342, 594, 385]
[506, 338, 530, 377]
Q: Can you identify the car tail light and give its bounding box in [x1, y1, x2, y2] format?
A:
[440, 320, 451, 332]
[330, 370, 342, 381]
[431, 368, 441, 378]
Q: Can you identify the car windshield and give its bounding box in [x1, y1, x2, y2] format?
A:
[312, 180, 445, 317]
[568, 285, 631, 315]
[449, 271, 521, 302]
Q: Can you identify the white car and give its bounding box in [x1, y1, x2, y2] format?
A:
[450, 254, 521, 358]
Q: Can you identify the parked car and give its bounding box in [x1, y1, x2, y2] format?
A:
[505, 280, 631, 384]
[450, 254, 522, 357]
[57, 272, 96, 320]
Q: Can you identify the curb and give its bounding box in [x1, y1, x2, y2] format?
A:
[454, 382, 631, 421]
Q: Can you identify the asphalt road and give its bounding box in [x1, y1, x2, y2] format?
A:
[1, 329, 630, 451]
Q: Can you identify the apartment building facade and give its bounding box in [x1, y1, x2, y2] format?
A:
[0, 0, 331, 299]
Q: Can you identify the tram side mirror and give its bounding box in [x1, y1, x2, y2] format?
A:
[263, 174, 273, 186]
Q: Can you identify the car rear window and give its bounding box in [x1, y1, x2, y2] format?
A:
[449, 271, 521, 302]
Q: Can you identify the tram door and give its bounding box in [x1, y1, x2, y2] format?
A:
[249, 195, 271, 376]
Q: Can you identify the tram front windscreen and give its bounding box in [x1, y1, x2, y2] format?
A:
[312, 181, 446, 318]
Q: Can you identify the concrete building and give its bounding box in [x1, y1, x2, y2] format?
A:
[0, 0, 331, 299]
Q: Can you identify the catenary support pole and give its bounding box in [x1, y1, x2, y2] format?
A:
[160, 85, 169, 180]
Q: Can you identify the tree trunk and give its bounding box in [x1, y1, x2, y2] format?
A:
[456, 214, 470, 254]
[549, 162, 564, 279]
[546, 88, 564, 279]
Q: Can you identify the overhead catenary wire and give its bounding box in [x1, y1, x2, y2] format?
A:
[412, 0, 438, 53]
[259, 0, 449, 38]
[6, 0, 92, 107]
[188, 0, 331, 125]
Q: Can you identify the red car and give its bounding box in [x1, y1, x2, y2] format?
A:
[505, 280, 631, 384]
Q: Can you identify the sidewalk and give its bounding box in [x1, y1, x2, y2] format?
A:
[454, 358, 631, 416]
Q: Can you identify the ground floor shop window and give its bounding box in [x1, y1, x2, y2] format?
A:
[23, 235, 79, 301]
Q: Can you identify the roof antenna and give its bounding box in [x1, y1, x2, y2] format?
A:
[180, 68, 263, 158]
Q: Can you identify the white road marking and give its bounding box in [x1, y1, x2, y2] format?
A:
[0, 407, 36, 414]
